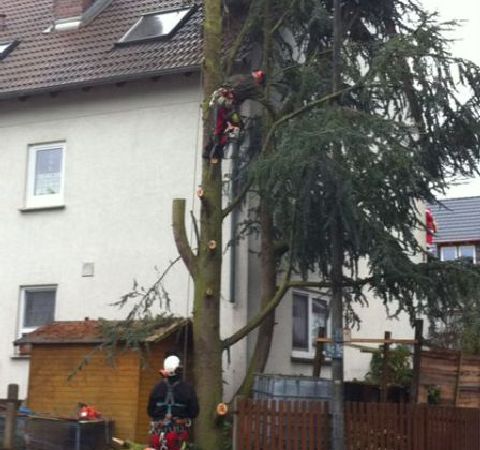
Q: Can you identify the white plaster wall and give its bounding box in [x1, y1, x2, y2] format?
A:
[264, 223, 427, 382]
[0, 75, 245, 398]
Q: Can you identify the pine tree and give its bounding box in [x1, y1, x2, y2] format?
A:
[148, 1, 480, 448]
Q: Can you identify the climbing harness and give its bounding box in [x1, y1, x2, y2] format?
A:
[149, 382, 192, 450]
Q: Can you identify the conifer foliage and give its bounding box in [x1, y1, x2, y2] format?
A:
[104, 1, 480, 449]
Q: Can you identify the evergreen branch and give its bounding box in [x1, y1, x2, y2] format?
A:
[221, 274, 367, 350]
[271, 0, 296, 34]
[260, 87, 352, 157]
[110, 256, 182, 318]
[172, 198, 197, 278]
[68, 345, 103, 381]
[221, 179, 253, 218]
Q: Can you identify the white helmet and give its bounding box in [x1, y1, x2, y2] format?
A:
[163, 355, 181, 376]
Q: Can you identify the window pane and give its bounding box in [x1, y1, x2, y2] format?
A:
[459, 246, 475, 263]
[441, 246, 456, 261]
[311, 298, 327, 343]
[292, 294, 308, 351]
[34, 148, 63, 196]
[122, 8, 191, 42]
[24, 290, 55, 328]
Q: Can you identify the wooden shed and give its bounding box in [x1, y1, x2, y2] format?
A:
[15, 318, 192, 444]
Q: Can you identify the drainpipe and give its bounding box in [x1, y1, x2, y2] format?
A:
[229, 141, 240, 303]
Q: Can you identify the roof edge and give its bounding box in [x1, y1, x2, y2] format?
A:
[0, 65, 201, 101]
[13, 317, 191, 345]
[434, 238, 480, 244]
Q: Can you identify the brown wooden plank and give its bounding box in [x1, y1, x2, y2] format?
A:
[299, 401, 306, 450]
[278, 400, 285, 450]
[236, 397, 245, 450]
[245, 398, 253, 450]
[308, 401, 315, 450]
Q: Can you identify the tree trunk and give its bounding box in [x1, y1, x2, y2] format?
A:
[236, 0, 277, 397]
[330, 1, 345, 449]
[193, 0, 224, 445]
[173, 0, 225, 448]
[237, 200, 277, 396]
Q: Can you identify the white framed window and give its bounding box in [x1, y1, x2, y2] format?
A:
[18, 286, 56, 337]
[292, 291, 329, 358]
[25, 142, 65, 208]
[440, 245, 476, 264]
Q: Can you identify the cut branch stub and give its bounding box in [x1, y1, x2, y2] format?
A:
[205, 287, 214, 297]
[208, 240, 217, 251]
[196, 186, 205, 199]
[216, 403, 229, 416]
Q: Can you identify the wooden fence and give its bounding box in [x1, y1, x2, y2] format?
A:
[235, 399, 480, 450]
[235, 399, 330, 450]
[419, 349, 480, 407]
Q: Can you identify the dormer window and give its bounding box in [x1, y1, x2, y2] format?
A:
[0, 40, 19, 60]
[117, 6, 195, 45]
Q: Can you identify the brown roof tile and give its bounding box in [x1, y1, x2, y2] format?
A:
[14, 318, 188, 344]
[0, 0, 202, 98]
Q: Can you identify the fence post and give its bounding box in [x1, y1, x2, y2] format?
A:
[3, 383, 19, 450]
[454, 351, 463, 406]
[411, 319, 423, 404]
[232, 396, 244, 450]
[313, 327, 326, 377]
[381, 331, 391, 402]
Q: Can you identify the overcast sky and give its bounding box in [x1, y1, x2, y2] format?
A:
[419, 0, 480, 198]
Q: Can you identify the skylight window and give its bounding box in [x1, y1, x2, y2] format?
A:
[0, 40, 19, 60]
[118, 6, 195, 44]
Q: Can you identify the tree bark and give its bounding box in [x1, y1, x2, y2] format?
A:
[331, 1, 345, 449]
[237, 200, 278, 396]
[172, 0, 225, 448]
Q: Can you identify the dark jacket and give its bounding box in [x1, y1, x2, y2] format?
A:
[147, 376, 199, 420]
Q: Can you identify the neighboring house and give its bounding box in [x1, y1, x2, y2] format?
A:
[0, 0, 415, 401]
[429, 196, 480, 264]
[427, 196, 480, 340]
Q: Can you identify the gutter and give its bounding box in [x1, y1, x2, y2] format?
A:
[0, 65, 201, 101]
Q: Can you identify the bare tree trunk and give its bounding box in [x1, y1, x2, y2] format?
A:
[237, 200, 277, 396]
[173, 0, 225, 448]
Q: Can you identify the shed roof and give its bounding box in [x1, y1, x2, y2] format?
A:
[0, 0, 202, 99]
[14, 317, 188, 345]
[429, 196, 480, 244]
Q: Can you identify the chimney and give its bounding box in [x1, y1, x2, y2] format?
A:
[54, 0, 95, 20]
[0, 13, 6, 31]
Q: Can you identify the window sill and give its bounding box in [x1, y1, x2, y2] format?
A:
[19, 205, 66, 213]
[290, 355, 332, 365]
[290, 356, 332, 366]
[10, 354, 31, 360]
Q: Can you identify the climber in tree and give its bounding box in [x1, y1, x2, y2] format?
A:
[203, 70, 265, 162]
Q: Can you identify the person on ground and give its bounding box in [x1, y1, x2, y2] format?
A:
[147, 352, 199, 450]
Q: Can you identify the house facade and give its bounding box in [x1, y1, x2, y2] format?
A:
[1, 0, 416, 402]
